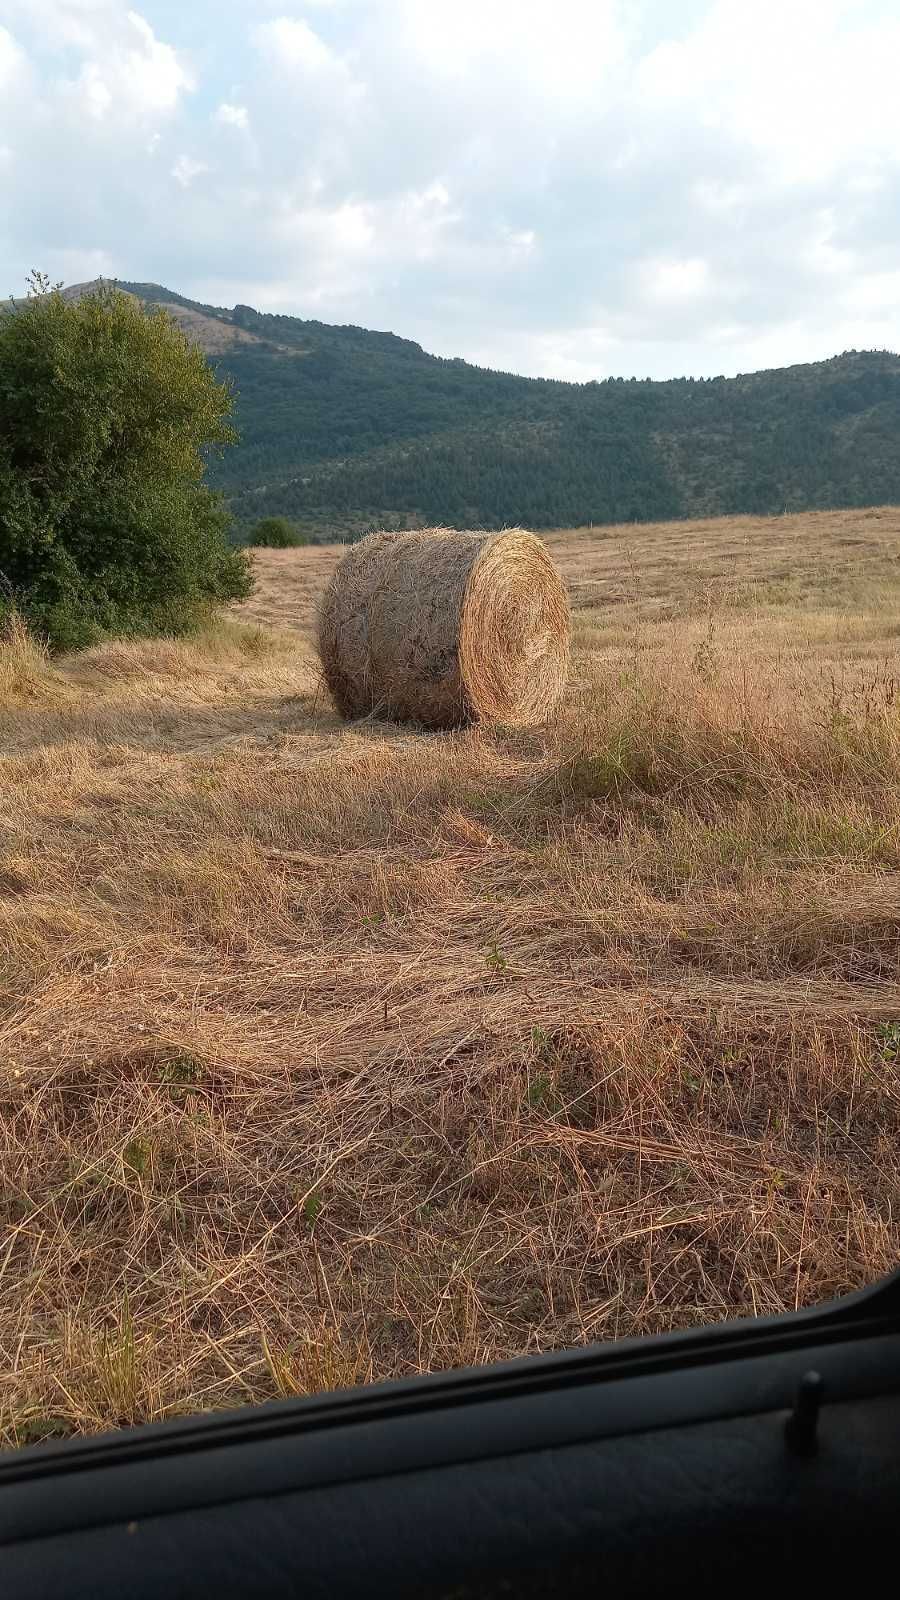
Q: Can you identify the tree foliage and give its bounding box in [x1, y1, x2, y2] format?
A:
[219, 346, 900, 539]
[247, 516, 308, 548]
[122, 284, 900, 542]
[0, 275, 251, 649]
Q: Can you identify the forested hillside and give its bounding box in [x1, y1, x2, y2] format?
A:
[119, 282, 900, 539]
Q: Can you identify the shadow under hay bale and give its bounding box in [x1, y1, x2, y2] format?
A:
[318, 527, 571, 730]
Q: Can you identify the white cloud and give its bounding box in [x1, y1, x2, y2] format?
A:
[843, 269, 900, 316]
[395, 0, 627, 102]
[0, 1, 115, 52]
[253, 17, 336, 75]
[3, 1, 900, 380]
[0, 25, 25, 90]
[215, 102, 249, 131]
[692, 179, 748, 218]
[636, 0, 900, 184]
[302, 200, 374, 254]
[251, 11, 366, 131]
[78, 61, 114, 119]
[171, 154, 208, 188]
[57, 9, 193, 122]
[502, 227, 537, 262]
[0, 22, 33, 121]
[848, 173, 887, 196]
[121, 11, 192, 113]
[45, 244, 119, 283]
[419, 181, 449, 209]
[642, 257, 711, 304]
[805, 209, 856, 280]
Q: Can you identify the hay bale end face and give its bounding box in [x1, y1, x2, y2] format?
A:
[318, 528, 571, 730]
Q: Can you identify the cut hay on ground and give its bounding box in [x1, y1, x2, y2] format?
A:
[318, 527, 571, 729]
[7, 507, 900, 1449]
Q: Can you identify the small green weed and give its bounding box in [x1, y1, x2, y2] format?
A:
[527, 1070, 559, 1110]
[531, 1025, 564, 1065]
[564, 743, 655, 802]
[483, 941, 508, 974]
[875, 1022, 900, 1064]
[122, 1136, 152, 1177]
[160, 1056, 204, 1100]
[10, 1412, 71, 1448]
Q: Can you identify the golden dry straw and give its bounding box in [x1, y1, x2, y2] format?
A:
[318, 527, 571, 729]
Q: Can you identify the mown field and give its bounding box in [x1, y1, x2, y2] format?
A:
[2, 506, 900, 1447]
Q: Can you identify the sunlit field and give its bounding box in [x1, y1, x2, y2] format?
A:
[3, 505, 900, 1447]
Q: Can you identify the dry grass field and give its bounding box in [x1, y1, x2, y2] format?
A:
[3, 506, 900, 1447]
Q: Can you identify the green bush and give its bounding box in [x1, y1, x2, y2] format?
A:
[0, 274, 252, 651]
[247, 517, 308, 548]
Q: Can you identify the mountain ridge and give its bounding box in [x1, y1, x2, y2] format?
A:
[24, 279, 900, 537]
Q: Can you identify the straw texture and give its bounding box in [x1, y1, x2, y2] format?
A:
[318, 527, 570, 729]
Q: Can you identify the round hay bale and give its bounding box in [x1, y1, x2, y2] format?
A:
[318, 527, 570, 730]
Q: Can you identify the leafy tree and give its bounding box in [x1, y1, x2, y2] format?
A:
[247, 516, 308, 548]
[0, 274, 251, 650]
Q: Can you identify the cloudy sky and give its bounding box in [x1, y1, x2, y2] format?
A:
[1, 0, 899, 380]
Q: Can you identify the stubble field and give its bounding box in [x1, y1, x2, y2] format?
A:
[2, 505, 900, 1446]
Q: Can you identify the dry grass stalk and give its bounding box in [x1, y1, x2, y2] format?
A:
[318, 527, 570, 729]
[0, 612, 72, 707]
